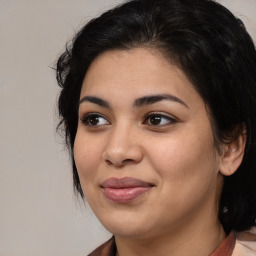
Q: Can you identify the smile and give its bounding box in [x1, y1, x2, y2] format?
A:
[101, 177, 154, 203]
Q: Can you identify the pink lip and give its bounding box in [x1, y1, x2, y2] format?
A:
[101, 177, 154, 203]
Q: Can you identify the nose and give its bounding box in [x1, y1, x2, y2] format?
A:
[102, 125, 143, 167]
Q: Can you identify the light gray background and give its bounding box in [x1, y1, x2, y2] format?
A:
[0, 1, 255, 255]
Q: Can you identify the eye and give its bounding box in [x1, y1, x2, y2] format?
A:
[143, 113, 176, 126]
[80, 113, 110, 126]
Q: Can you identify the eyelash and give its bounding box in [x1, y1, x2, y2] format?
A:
[80, 112, 177, 127]
[80, 113, 110, 127]
[143, 112, 177, 126]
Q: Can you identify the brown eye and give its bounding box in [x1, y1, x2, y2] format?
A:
[149, 115, 162, 125]
[144, 113, 176, 126]
[81, 113, 110, 126]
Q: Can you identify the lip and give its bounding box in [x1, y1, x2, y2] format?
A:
[101, 177, 154, 203]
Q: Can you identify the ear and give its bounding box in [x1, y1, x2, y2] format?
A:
[219, 127, 246, 176]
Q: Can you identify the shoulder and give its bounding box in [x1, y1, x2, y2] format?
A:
[87, 236, 116, 256]
[232, 227, 256, 256]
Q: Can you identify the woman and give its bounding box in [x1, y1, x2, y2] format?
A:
[56, 0, 256, 255]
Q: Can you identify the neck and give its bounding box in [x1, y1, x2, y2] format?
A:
[115, 209, 226, 256]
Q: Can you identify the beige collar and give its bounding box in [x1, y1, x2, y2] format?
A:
[232, 227, 256, 256]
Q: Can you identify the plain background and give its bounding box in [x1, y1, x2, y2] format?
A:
[0, 1, 255, 255]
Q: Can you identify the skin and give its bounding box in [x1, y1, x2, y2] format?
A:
[74, 48, 245, 256]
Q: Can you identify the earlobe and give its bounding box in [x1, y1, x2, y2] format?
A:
[219, 129, 246, 176]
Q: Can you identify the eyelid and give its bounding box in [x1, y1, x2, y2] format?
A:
[80, 112, 110, 126]
[143, 112, 178, 126]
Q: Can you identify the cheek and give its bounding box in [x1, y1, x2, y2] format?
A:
[73, 133, 104, 185]
[148, 128, 219, 190]
[148, 137, 220, 220]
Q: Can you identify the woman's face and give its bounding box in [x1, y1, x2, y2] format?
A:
[74, 48, 224, 239]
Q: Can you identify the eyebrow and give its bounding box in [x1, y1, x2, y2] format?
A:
[79, 93, 189, 109]
[134, 94, 189, 108]
[79, 96, 111, 108]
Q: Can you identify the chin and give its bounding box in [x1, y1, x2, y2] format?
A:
[97, 213, 153, 238]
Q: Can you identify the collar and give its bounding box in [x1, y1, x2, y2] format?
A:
[210, 232, 235, 256]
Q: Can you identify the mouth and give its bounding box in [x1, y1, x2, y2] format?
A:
[101, 177, 154, 203]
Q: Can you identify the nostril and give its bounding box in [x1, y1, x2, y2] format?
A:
[102, 144, 143, 166]
[105, 159, 112, 165]
[104, 158, 134, 167]
[122, 159, 133, 163]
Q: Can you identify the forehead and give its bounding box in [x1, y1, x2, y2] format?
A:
[80, 48, 201, 107]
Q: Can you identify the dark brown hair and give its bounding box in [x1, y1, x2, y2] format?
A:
[56, 0, 256, 233]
